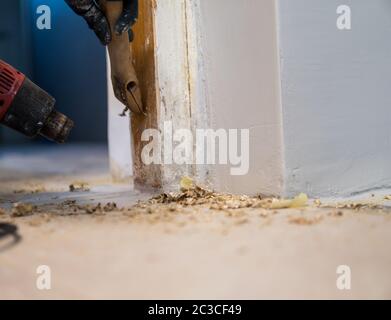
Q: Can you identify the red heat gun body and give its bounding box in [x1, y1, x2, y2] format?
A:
[0, 59, 73, 143]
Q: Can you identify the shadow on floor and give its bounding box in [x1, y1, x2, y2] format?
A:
[0, 222, 22, 252]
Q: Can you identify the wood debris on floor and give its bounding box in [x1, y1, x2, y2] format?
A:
[11, 203, 36, 217]
[288, 215, 323, 226]
[0, 176, 390, 232]
[13, 184, 46, 194]
[69, 182, 90, 192]
[148, 176, 308, 210]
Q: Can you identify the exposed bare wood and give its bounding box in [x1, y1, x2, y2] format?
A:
[131, 0, 161, 189]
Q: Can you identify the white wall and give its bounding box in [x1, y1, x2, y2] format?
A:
[197, 0, 285, 195]
[278, 0, 391, 197]
[110, 0, 391, 197]
[107, 52, 133, 182]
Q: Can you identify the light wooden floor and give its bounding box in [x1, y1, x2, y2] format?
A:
[1, 145, 391, 299]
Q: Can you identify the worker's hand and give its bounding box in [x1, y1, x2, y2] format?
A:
[65, 0, 138, 45]
[113, 0, 139, 42]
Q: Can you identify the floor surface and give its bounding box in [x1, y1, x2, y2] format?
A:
[1, 145, 391, 299]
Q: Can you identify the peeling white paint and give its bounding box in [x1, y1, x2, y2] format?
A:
[152, 0, 284, 195]
[154, 0, 195, 189]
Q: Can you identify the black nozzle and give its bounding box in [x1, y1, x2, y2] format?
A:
[40, 110, 74, 143]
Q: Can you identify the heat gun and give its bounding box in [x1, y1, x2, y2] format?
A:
[0, 59, 74, 143]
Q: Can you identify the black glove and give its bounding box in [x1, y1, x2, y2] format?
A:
[65, 0, 139, 45]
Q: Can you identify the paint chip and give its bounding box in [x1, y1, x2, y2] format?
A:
[268, 193, 308, 209]
[180, 176, 194, 190]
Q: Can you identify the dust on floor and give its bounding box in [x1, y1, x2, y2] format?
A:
[1, 146, 391, 299]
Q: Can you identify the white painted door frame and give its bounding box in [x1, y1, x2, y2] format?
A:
[107, 0, 212, 188]
[108, 0, 285, 196]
